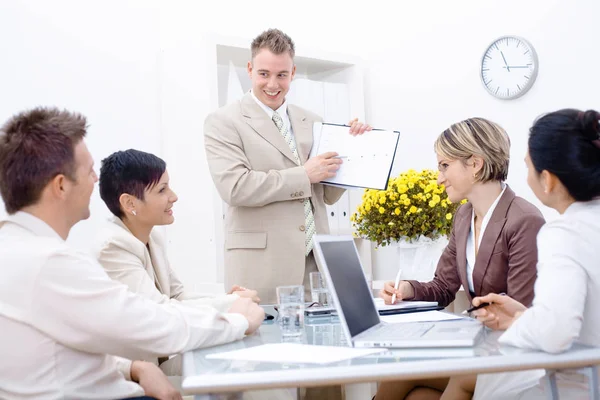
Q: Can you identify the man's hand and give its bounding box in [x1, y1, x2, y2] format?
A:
[229, 285, 260, 303]
[348, 118, 373, 136]
[233, 290, 260, 303]
[130, 361, 182, 400]
[472, 293, 527, 331]
[379, 281, 414, 304]
[303, 152, 343, 183]
[228, 297, 265, 335]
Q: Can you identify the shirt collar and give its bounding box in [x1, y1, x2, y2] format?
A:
[563, 198, 600, 215]
[250, 90, 288, 120]
[1, 211, 65, 241]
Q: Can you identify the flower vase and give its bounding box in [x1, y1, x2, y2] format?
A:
[371, 236, 448, 283]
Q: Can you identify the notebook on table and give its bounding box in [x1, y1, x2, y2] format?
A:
[305, 299, 440, 317]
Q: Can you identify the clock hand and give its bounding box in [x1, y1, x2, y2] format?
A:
[503, 66, 529, 69]
[500, 51, 510, 72]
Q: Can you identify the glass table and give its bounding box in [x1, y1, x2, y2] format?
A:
[182, 306, 600, 400]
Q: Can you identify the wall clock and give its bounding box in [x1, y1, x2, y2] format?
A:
[480, 36, 538, 100]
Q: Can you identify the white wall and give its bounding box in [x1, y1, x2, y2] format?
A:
[361, 0, 600, 221]
[1, 0, 598, 291]
[0, 0, 162, 248]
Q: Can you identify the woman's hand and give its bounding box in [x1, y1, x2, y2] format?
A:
[379, 281, 414, 304]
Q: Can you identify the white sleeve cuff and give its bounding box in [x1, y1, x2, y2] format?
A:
[114, 356, 133, 381]
[221, 313, 249, 339]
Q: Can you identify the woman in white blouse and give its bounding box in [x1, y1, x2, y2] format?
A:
[470, 108, 600, 399]
[94, 149, 260, 376]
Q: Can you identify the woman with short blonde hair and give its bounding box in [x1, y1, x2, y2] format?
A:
[435, 117, 510, 183]
[376, 117, 544, 400]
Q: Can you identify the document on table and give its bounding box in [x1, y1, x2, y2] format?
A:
[380, 310, 466, 324]
[310, 122, 400, 190]
[205, 343, 386, 364]
[374, 298, 438, 312]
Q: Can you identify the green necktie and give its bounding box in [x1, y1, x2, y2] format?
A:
[272, 111, 315, 256]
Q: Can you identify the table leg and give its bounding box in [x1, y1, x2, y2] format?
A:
[582, 366, 599, 400]
[543, 370, 559, 400]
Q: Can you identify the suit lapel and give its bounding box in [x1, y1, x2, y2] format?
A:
[472, 186, 515, 295]
[288, 105, 313, 164]
[113, 217, 164, 293]
[147, 234, 170, 297]
[241, 93, 298, 164]
[454, 204, 472, 301]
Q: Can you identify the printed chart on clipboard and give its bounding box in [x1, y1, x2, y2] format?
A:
[310, 122, 400, 190]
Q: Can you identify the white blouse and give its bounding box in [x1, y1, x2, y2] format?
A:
[465, 183, 506, 292]
[475, 199, 600, 398]
[501, 199, 600, 352]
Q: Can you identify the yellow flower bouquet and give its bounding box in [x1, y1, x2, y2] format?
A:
[351, 169, 463, 247]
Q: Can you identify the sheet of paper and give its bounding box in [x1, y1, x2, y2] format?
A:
[311, 122, 400, 190]
[205, 343, 385, 364]
[380, 310, 466, 324]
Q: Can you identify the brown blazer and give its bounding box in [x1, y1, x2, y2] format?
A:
[204, 92, 345, 303]
[407, 186, 544, 308]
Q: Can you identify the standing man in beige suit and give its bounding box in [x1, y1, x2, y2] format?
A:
[204, 29, 370, 304]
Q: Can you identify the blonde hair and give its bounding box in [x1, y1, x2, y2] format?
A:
[434, 117, 510, 182]
[251, 29, 295, 59]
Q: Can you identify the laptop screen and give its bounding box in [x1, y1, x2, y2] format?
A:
[317, 239, 380, 338]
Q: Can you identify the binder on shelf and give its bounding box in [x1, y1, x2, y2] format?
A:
[311, 122, 400, 190]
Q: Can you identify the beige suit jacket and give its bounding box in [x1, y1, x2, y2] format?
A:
[93, 217, 239, 313]
[204, 92, 345, 303]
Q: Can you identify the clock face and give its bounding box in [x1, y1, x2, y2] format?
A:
[480, 36, 538, 100]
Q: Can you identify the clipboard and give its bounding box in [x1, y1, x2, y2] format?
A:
[310, 122, 400, 190]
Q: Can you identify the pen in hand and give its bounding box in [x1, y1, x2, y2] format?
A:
[462, 302, 491, 315]
[462, 292, 506, 315]
[390, 268, 403, 304]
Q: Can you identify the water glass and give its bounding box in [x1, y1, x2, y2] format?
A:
[309, 272, 332, 306]
[276, 285, 304, 337]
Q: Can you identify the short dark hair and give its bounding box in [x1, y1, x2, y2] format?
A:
[529, 108, 600, 201]
[99, 149, 166, 218]
[251, 28, 295, 59]
[0, 107, 87, 214]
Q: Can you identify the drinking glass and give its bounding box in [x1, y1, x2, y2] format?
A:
[276, 285, 304, 337]
[309, 272, 332, 306]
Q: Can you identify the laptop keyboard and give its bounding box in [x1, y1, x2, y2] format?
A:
[369, 322, 434, 339]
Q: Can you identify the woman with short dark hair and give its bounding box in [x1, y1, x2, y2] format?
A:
[94, 149, 259, 377]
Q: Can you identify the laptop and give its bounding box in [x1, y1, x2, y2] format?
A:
[312, 235, 483, 348]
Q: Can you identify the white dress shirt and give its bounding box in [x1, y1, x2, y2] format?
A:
[250, 90, 294, 138]
[0, 212, 248, 400]
[465, 183, 506, 292]
[475, 199, 600, 399]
